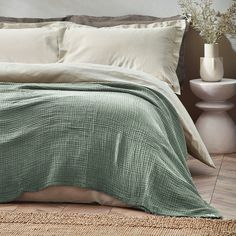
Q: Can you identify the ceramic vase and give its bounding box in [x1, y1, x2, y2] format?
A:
[200, 43, 224, 82]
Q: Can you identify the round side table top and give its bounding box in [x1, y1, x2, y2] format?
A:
[190, 78, 236, 101]
[190, 78, 236, 85]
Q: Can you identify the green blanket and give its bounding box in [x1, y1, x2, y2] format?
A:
[0, 82, 220, 218]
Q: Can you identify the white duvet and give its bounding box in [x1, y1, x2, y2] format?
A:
[0, 62, 215, 204]
[0, 62, 214, 166]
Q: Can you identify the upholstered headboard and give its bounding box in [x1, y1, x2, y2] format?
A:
[0, 0, 235, 121]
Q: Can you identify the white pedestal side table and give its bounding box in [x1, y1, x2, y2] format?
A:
[190, 78, 236, 154]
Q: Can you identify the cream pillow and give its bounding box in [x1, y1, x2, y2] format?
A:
[0, 27, 60, 63]
[61, 20, 186, 93]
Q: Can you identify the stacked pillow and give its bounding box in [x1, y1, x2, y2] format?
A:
[0, 15, 189, 93]
[0, 27, 59, 63]
[0, 22, 65, 64]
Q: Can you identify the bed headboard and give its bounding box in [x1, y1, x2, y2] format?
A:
[0, 0, 235, 122]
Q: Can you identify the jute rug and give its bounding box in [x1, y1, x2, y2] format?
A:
[0, 212, 235, 236]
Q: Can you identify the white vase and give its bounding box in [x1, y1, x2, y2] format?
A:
[200, 43, 224, 82]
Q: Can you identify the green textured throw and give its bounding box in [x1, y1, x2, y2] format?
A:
[0, 82, 221, 218]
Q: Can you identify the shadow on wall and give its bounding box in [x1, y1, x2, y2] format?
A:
[179, 28, 236, 123]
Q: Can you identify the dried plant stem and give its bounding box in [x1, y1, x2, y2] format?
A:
[178, 0, 236, 44]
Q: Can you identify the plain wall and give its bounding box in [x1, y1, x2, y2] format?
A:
[0, 0, 235, 121]
[0, 0, 233, 18]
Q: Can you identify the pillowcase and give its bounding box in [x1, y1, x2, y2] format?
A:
[0, 15, 188, 84]
[0, 27, 59, 63]
[61, 20, 186, 93]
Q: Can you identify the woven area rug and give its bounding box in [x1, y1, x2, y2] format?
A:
[0, 212, 235, 236]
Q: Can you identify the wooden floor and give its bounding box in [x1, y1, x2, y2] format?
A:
[0, 153, 235, 219]
[188, 153, 236, 219]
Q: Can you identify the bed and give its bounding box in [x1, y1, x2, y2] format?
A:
[0, 14, 221, 218]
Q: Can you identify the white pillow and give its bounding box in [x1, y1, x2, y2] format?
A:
[61, 20, 186, 94]
[0, 27, 59, 63]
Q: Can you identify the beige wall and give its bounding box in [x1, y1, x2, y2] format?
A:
[0, 0, 235, 121]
